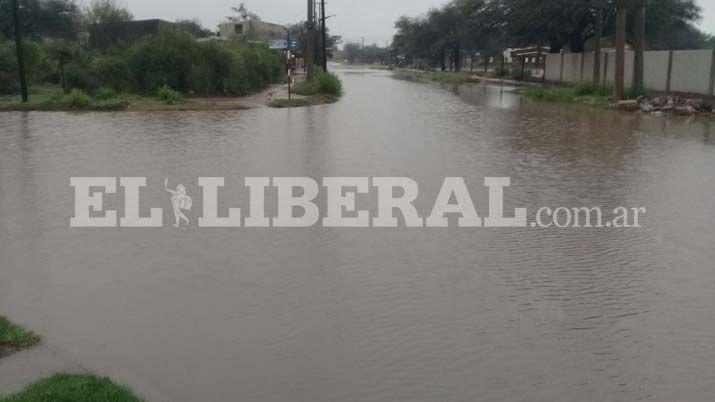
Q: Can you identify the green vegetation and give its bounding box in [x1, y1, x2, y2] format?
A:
[394, 70, 479, 85]
[0, 316, 40, 356]
[422, 71, 479, 85]
[293, 71, 343, 97]
[156, 85, 183, 105]
[269, 95, 339, 108]
[269, 71, 343, 109]
[0, 27, 285, 111]
[521, 83, 613, 108]
[0, 85, 130, 111]
[0, 374, 143, 402]
[392, 0, 709, 71]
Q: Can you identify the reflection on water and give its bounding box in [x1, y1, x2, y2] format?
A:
[1, 67, 715, 402]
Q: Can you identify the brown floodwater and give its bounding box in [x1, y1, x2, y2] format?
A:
[1, 67, 715, 402]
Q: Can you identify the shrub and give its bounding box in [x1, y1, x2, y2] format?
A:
[316, 71, 342, 96]
[157, 85, 183, 104]
[0, 41, 18, 93]
[92, 54, 133, 92]
[93, 98, 130, 111]
[95, 87, 117, 100]
[522, 86, 577, 102]
[129, 28, 197, 93]
[292, 79, 321, 96]
[494, 67, 510, 78]
[63, 88, 91, 108]
[624, 86, 650, 99]
[574, 82, 610, 97]
[294, 70, 343, 97]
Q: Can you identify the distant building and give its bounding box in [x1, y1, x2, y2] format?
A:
[89, 19, 174, 48]
[503, 46, 550, 65]
[217, 18, 286, 43]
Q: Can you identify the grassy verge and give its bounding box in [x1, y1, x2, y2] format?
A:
[269, 71, 343, 108]
[520, 83, 613, 108]
[269, 95, 340, 108]
[0, 316, 40, 357]
[0, 374, 143, 402]
[0, 85, 257, 112]
[397, 70, 480, 85]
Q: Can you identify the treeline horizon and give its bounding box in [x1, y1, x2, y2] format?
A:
[391, 0, 713, 69]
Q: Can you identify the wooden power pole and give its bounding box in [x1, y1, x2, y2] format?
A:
[320, 0, 328, 72]
[632, 0, 646, 94]
[11, 0, 28, 103]
[306, 0, 316, 80]
[614, 0, 627, 100]
[593, 4, 603, 85]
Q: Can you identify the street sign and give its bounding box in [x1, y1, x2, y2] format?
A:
[269, 40, 288, 50]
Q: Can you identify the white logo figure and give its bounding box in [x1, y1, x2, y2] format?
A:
[165, 178, 192, 227]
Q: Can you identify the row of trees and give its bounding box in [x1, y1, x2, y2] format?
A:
[0, 0, 216, 42]
[340, 42, 391, 64]
[392, 0, 711, 72]
[0, 0, 137, 41]
[0, 0, 287, 99]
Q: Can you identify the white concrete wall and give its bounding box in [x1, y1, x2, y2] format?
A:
[670, 50, 712, 95]
[643, 50, 670, 92]
[545, 49, 714, 96]
[545, 54, 562, 81]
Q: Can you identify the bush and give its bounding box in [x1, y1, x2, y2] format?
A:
[93, 98, 130, 111]
[157, 85, 182, 104]
[294, 70, 343, 97]
[292, 79, 321, 96]
[92, 54, 133, 92]
[0, 41, 18, 93]
[624, 86, 650, 99]
[129, 28, 197, 93]
[63, 88, 91, 108]
[574, 82, 610, 97]
[2, 31, 287, 99]
[316, 71, 342, 96]
[494, 67, 509, 78]
[95, 87, 118, 100]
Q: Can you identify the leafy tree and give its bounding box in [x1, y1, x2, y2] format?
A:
[393, 0, 710, 67]
[85, 0, 133, 25]
[229, 2, 259, 23]
[175, 19, 213, 38]
[0, 0, 81, 39]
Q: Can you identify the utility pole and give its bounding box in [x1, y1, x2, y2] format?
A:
[632, 0, 646, 94]
[361, 36, 365, 65]
[593, 3, 603, 85]
[306, 0, 316, 79]
[614, 0, 627, 100]
[285, 27, 291, 100]
[320, 0, 328, 72]
[11, 0, 28, 103]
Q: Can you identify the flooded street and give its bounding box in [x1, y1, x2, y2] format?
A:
[1, 67, 715, 402]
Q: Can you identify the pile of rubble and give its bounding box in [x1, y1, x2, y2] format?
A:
[616, 96, 714, 117]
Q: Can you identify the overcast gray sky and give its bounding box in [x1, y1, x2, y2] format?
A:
[118, 0, 714, 46]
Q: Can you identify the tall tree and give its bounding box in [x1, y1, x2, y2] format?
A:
[85, 0, 133, 25]
[632, 0, 646, 92]
[1, 0, 81, 39]
[175, 19, 213, 38]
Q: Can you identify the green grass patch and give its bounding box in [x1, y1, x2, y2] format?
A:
[521, 83, 613, 108]
[268, 95, 339, 108]
[0, 85, 130, 111]
[424, 71, 479, 85]
[156, 85, 183, 105]
[0, 374, 143, 402]
[293, 71, 343, 97]
[0, 316, 40, 356]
